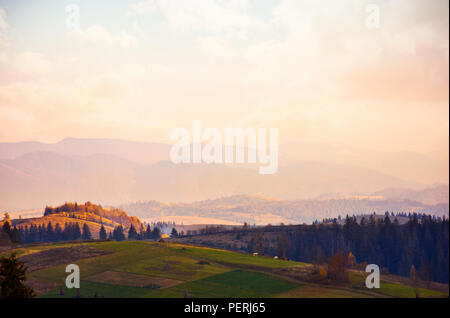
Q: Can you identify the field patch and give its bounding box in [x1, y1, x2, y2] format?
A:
[85, 270, 183, 289]
[348, 272, 448, 298]
[168, 243, 302, 269]
[275, 284, 376, 298]
[147, 270, 298, 298]
[39, 281, 151, 298]
[25, 276, 60, 295]
[19, 245, 112, 272]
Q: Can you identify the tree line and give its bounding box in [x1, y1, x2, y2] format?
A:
[0, 222, 168, 244]
[252, 213, 449, 284]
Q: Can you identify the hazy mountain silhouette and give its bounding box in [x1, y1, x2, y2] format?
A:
[372, 185, 449, 205]
[281, 142, 448, 185]
[120, 191, 449, 225]
[0, 149, 426, 211]
[0, 138, 171, 165]
[1, 138, 446, 185]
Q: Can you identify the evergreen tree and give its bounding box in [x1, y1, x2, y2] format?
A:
[10, 227, 21, 244]
[0, 253, 35, 298]
[113, 226, 125, 241]
[99, 225, 107, 240]
[54, 223, 63, 242]
[170, 228, 179, 238]
[73, 223, 82, 240]
[1, 222, 11, 239]
[82, 224, 92, 240]
[128, 224, 138, 240]
[144, 225, 152, 239]
[46, 222, 54, 242]
[151, 226, 161, 239]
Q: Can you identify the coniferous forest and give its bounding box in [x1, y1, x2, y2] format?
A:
[274, 214, 449, 284]
[180, 214, 449, 284]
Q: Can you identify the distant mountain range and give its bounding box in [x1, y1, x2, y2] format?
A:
[120, 191, 449, 225]
[0, 138, 448, 213]
[0, 138, 171, 166]
[1, 138, 447, 185]
[0, 151, 430, 211]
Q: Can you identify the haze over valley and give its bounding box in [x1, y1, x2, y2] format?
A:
[0, 138, 447, 224]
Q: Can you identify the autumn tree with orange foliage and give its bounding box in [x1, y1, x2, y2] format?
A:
[327, 252, 349, 284]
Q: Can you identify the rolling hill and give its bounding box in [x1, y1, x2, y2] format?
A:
[0, 241, 447, 298]
[1, 202, 142, 240]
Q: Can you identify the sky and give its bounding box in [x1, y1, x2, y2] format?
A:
[0, 0, 448, 158]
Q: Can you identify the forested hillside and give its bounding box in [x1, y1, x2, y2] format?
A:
[175, 214, 450, 284]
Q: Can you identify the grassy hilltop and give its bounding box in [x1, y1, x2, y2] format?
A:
[1, 241, 447, 298]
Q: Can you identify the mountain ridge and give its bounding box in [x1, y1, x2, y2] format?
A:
[0, 150, 425, 211]
[1, 138, 447, 185]
[120, 189, 449, 225]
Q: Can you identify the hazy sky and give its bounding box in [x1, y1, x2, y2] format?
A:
[0, 0, 448, 157]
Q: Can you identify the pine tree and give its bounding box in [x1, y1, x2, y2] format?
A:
[128, 224, 138, 240]
[54, 223, 63, 242]
[82, 224, 92, 241]
[0, 253, 35, 298]
[99, 225, 107, 240]
[151, 226, 161, 239]
[144, 225, 152, 239]
[46, 222, 54, 242]
[73, 223, 82, 240]
[1, 222, 11, 239]
[113, 226, 125, 241]
[171, 228, 179, 238]
[10, 227, 21, 244]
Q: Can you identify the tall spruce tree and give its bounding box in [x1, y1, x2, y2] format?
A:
[82, 224, 92, 240]
[113, 226, 125, 241]
[73, 223, 82, 240]
[99, 225, 107, 240]
[128, 224, 138, 240]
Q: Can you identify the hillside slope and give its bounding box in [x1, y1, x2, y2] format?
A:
[1, 241, 446, 298]
[1, 202, 142, 240]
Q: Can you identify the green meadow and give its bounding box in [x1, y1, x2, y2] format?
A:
[2, 241, 446, 298]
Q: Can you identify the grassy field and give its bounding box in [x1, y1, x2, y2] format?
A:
[2, 241, 447, 298]
[348, 271, 448, 298]
[144, 270, 298, 298]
